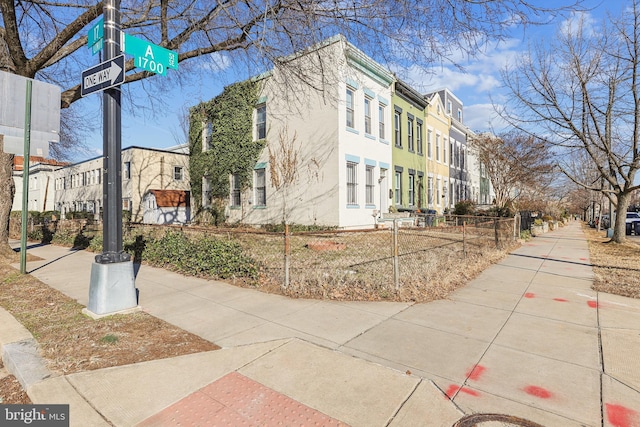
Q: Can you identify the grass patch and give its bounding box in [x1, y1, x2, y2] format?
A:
[583, 224, 640, 298]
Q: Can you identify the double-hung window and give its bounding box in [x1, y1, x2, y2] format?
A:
[256, 104, 266, 140]
[378, 105, 385, 139]
[254, 168, 266, 206]
[408, 173, 415, 206]
[364, 97, 372, 135]
[174, 166, 183, 181]
[427, 130, 432, 158]
[407, 117, 414, 152]
[230, 174, 241, 207]
[416, 121, 423, 155]
[394, 111, 401, 147]
[346, 88, 355, 129]
[436, 134, 441, 161]
[394, 171, 402, 205]
[365, 165, 375, 205]
[346, 162, 358, 205]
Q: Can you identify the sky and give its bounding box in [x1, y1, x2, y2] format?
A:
[77, 0, 626, 160]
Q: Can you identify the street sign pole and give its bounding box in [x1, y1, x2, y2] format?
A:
[86, 0, 138, 317]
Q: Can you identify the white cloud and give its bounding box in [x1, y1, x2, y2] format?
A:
[464, 103, 509, 133]
[199, 52, 233, 72]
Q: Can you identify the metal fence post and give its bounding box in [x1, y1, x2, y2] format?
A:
[284, 223, 290, 289]
[463, 221, 467, 258]
[393, 219, 399, 290]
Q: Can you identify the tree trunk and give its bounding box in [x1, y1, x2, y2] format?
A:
[611, 192, 631, 243]
[0, 136, 17, 257]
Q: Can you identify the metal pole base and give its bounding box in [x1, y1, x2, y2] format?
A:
[86, 261, 138, 316]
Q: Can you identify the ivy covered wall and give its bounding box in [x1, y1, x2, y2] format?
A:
[188, 79, 264, 220]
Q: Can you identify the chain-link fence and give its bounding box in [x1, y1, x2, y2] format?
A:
[11, 215, 517, 302]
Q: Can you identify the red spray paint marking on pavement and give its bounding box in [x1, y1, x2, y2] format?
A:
[553, 298, 569, 302]
[580, 257, 588, 261]
[466, 365, 486, 381]
[445, 385, 480, 399]
[523, 385, 553, 399]
[606, 403, 640, 427]
[587, 300, 600, 308]
[524, 293, 536, 299]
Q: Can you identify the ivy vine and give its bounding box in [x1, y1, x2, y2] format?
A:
[189, 79, 264, 216]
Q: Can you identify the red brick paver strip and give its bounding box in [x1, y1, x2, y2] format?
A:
[137, 372, 348, 426]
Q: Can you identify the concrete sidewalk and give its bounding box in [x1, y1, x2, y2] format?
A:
[2, 221, 640, 426]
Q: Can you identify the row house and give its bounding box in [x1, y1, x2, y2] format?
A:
[195, 35, 395, 228]
[53, 146, 190, 223]
[191, 35, 492, 228]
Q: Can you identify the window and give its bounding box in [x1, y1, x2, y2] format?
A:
[174, 166, 183, 181]
[436, 134, 440, 161]
[461, 147, 466, 170]
[443, 138, 448, 165]
[378, 105, 385, 139]
[416, 122, 423, 155]
[451, 141, 455, 166]
[347, 162, 358, 205]
[124, 161, 131, 179]
[256, 104, 266, 139]
[122, 198, 131, 211]
[205, 122, 213, 149]
[458, 109, 462, 122]
[408, 174, 415, 206]
[436, 177, 441, 204]
[447, 100, 452, 115]
[428, 176, 433, 205]
[346, 88, 355, 128]
[407, 117, 414, 152]
[427, 130, 432, 158]
[255, 168, 266, 206]
[394, 111, 401, 147]
[366, 165, 375, 205]
[364, 97, 372, 134]
[394, 171, 402, 205]
[230, 174, 241, 207]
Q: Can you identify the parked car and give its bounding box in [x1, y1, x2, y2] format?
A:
[626, 212, 640, 235]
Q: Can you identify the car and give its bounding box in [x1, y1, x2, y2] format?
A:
[626, 212, 640, 235]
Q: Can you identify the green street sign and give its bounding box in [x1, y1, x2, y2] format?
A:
[88, 17, 104, 55]
[123, 33, 178, 76]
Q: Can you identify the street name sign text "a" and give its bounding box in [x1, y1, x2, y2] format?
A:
[81, 55, 125, 97]
[123, 33, 178, 76]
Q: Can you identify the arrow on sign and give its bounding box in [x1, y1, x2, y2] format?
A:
[81, 55, 125, 97]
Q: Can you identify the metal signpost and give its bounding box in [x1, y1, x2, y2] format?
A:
[85, 0, 137, 317]
[82, 2, 178, 317]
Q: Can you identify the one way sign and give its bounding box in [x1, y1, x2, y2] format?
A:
[81, 55, 125, 97]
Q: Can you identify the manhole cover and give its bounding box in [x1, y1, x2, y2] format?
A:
[453, 413, 546, 427]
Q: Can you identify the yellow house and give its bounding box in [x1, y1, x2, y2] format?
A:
[424, 93, 451, 214]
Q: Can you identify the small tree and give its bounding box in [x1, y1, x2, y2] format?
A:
[268, 127, 300, 225]
[469, 131, 556, 215]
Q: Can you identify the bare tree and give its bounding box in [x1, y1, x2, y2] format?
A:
[268, 126, 299, 225]
[469, 131, 556, 215]
[500, 3, 640, 242]
[0, 0, 582, 251]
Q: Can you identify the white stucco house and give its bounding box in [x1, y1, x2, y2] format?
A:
[142, 189, 191, 224]
[198, 35, 396, 228]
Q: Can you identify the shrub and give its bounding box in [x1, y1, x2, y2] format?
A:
[453, 200, 476, 216]
[142, 231, 258, 280]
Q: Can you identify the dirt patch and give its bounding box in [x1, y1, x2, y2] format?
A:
[0, 360, 32, 404]
[583, 225, 640, 298]
[0, 259, 220, 407]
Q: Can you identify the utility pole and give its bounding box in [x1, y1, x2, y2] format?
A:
[85, 0, 138, 317]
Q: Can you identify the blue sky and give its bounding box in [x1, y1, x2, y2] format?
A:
[78, 0, 626, 159]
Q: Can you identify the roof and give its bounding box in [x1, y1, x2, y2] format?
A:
[13, 156, 69, 171]
[147, 190, 190, 208]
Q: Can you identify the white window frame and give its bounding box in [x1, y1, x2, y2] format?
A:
[347, 162, 358, 205]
